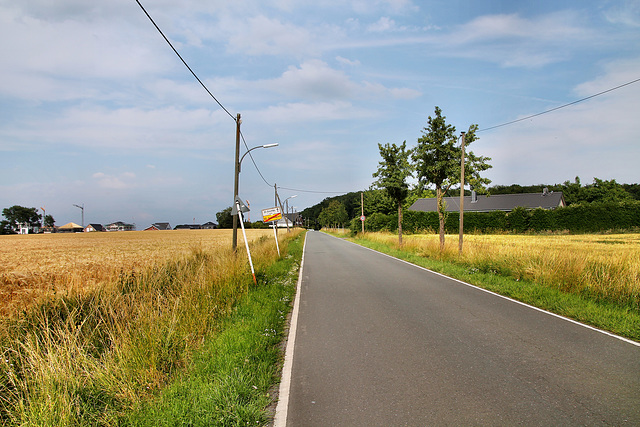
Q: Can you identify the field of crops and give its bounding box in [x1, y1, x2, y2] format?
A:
[0, 229, 273, 318]
[358, 232, 640, 308]
[0, 228, 297, 425]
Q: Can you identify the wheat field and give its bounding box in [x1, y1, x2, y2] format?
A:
[0, 229, 273, 318]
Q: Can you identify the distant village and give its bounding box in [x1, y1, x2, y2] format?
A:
[18, 221, 219, 234]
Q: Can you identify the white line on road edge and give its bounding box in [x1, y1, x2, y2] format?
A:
[337, 235, 640, 348]
[273, 231, 308, 426]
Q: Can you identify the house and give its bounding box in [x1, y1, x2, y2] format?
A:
[144, 222, 171, 231]
[409, 190, 566, 213]
[174, 224, 201, 230]
[84, 224, 104, 232]
[17, 222, 30, 234]
[105, 221, 135, 231]
[58, 222, 84, 233]
[201, 221, 217, 229]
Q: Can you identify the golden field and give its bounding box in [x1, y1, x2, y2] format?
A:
[0, 229, 273, 317]
[358, 232, 640, 307]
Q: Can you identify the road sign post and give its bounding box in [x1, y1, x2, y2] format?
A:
[233, 197, 257, 285]
[262, 207, 283, 256]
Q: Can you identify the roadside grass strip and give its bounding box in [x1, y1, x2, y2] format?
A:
[345, 234, 640, 343]
[126, 232, 304, 426]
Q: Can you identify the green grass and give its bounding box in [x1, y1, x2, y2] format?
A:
[125, 232, 304, 426]
[347, 235, 640, 343]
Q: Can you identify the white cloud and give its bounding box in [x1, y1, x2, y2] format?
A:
[226, 15, 316, 56]
[336, 56, 361, 66]
[368, 17, 397, 32]
[263, 59, 421, 102]
[603, 0, 640, 27]
[92, 172, 136, 190]
[445, 12, 594, 68]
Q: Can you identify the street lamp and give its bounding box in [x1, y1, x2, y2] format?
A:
[283, 195, 297, 232]
[233, 143, 279, 250]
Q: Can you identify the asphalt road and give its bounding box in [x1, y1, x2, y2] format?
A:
[280, 231, 640, 426]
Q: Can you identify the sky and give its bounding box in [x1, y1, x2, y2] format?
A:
[1, 0, 639, 228]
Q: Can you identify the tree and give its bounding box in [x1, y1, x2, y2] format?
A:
[44, 214, 55, 228]
[372, 140, 413, 244]
[413, 107, 491, 250]
[2, 205, 42, 231]
[318, 200, 348, 229]
[216, 207, 233, 229]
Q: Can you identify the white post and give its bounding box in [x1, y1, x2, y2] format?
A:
[272, 222, 280, 256]
[236, 201, 257, 285]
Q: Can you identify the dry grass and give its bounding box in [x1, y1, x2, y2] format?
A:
[0, 229, 272, 318]
[0, 228, 300, 425]
[358, 232, 640, 308]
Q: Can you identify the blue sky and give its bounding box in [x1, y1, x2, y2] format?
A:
[1, 0, 639, 228]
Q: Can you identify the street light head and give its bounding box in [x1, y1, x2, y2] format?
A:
[262, 143, 279, 148]
[291, 195, 297, 198]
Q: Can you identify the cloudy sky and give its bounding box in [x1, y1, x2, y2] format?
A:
[1, 0, 639, 228]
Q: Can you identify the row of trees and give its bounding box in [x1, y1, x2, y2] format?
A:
[371, 107, 491, 248]
[306, 106, 639, 242]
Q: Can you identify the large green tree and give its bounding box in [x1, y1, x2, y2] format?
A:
[2, 205, 42, 232]
[413, 107, 491, 250]
[372, 140, 413, 244]
[216, 207, 233, 229]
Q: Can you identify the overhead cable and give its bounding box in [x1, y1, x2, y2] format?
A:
[479, 77, 640, 132]
[135, 0, 236, 121]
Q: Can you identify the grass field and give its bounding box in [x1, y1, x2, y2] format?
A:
[0, 229, 272, 318]
[0, 228, 297, 426]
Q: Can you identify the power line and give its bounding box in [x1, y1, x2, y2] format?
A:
[479, 77, 640, 132]
[277, 186, 355, 194]
[135, 0, 236, 121]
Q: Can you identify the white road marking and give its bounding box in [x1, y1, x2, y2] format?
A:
[273, 231, 308, 426]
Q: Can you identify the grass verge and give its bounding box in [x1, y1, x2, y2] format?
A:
[346, 234, 640, 343]
[125, 231, 304, 426]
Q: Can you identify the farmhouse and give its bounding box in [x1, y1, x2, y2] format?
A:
[409, 190, 566, 213]
[84, 224, 104, 232]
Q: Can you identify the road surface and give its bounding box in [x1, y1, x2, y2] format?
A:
[277, 231, 640, 426]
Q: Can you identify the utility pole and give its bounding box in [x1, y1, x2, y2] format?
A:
[274, 184, 288, 233]
[232, 113, 241, 251]
[458, 131, 466, 255]
[361, 192, 364, 233]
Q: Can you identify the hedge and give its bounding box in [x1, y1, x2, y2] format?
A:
[350, 201, 640, 234]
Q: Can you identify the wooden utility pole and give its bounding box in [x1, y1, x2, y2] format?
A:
[361, 192, 365, 233]
[232, 113, 241, 251]
[458, 131, 466, 255]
